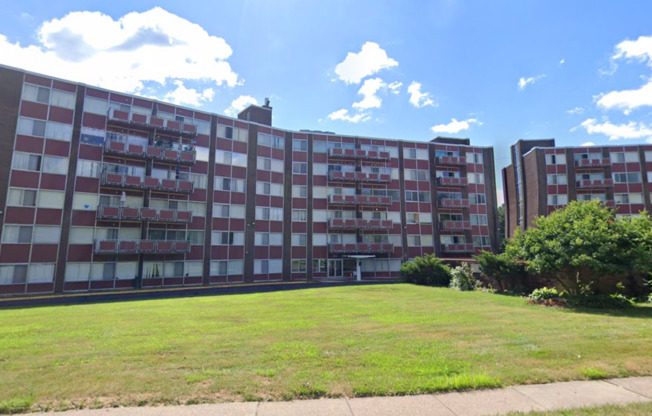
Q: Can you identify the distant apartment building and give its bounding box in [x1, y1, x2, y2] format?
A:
[0, 65, 499, 296]
[503, 139, 652, 238]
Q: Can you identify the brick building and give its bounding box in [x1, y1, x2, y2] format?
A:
[503, 138, 652, 238]
[0, 66, 499, 295]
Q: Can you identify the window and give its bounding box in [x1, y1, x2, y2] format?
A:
[255, 233, 270, 246]
[292, 209, 307, 221]
[216, 150, 232, 165]
[217, 124, 233, 139]
[292, 185, 307, 198]
[293, 139, 307, 151]
[547, 174, 567, 185]
[189, 173, 207, 189]
[17, 118, 46, 137]
[292, 259, 307, 272]
[2, 225, 32, 243]
[12, 152, 41, 171]
[313, 259, 327, 273]
[405, 191, 430, 202]
[215, 232, 233, 245]
[471, 153, 483, 164]
[45, 122, 73, 141]
[547, 194, 568, 205]
[407, 148, 417, 159]
[293, 162, 307, 174]
[408, 235, 422, 246]
[407, 169, 428, 181]
[42, 156, 69, 175]
[468, 173, 485, 184]
[546, 154, 566, 165]
[214, 204, 230, 217]
[469, 193, 486, 204]
[473, 236, 491, 247]
[611, 152, 626, 163]
[471, 214, 488, 226]
[212, 260, 228, 275]
[292, 233, 307, 246]
[22, 84, 50, 104]
[0, 264, 28, 284]
[615, 193, 643, 204]
[7, 189, 37, 206]
[258, 157, 272, 171]
[188, 231, 204, 245]
[272, 135, 284, 149]
[613, 172, 642, 183]
[257, 207, 270, 220]
[51, 90, 76, 109]
[33, 226, 61, 244]
[406, 213, 420, 224]
[76, 160, 101, 178]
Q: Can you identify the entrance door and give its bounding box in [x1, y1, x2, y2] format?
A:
[343, 258, 357, 280]
[328, 259, 342, 278]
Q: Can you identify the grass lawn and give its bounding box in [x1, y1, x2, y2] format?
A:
[0, 284, 651, 412]
[506, 401, 652, 415]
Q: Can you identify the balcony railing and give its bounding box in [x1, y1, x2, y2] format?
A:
[328, 219, 393, 230]
[107, 109, 197, 136]
[328, 171, 391, 183]
[328, 148, 391, 161]
[101, 173, 194, 193]
[575, 179, 613, 188]
[440, 221, 472, 231]
[436, 156, 466, 166]
[574, 158, 610, 168]
[328, 243, 394, 254]
[436, 177, 468, 187]
[94, 239, 191, 254]
[440, 243, 474, 253]
[438, 198, 471, 208]
[96, 205, 192, 223]
[327, 194, 392, 206]
[104, 139, 196, 164]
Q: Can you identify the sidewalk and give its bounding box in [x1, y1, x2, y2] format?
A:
[25, 376, 652, 416]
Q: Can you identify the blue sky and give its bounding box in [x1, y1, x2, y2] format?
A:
[2, 1, 652, 200]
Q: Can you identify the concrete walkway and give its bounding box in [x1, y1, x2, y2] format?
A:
[25, 377, 652, 416]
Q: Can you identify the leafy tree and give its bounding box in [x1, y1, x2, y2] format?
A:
[474, 250, 526, 292]
[449, 262, 478, 291]
[497, 204, 506, 251]
[504, 200, 652, 295]
[400, 254, 451, 287]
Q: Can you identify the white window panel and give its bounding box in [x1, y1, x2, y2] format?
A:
[115, 262, 137, 279]
[65, 263, 91, 281]
[69, 227, 94, 244]
[313, 210, 327, 222]
[45, 122, 73, 142]
[51, 90, 75, 109]
[76, 160, 101, 178]
[72, 193, 98, 211]
[313, 234, 327, 246]
[2, 225, 32, 243]
[27, 263, 55, 283]
[33, 226, 61, 244]
[7, 189, 37, 207]
[185, 261, 203, 277]
[312, 186, 328, 198]
[83, 97, 108, 115]
[228, 260, 243, 275]
[42, 156, 69, 175]
[23, 84, 50, 104]
[188, 202, 206, 216]
[231, 204, 245, 218]
[12, 152, 41, 171]
[270, 233, 283, 246]
[313, 163, 327, 175]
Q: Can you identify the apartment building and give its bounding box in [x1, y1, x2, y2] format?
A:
[0, 65, 499, 295]
[503, 138, 652, 238]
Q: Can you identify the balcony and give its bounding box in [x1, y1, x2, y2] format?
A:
[94, 239, 191, 254]
[440, 243, 474, 253]
[328, 219, 394, 230]
[436, 177, 468, 187]
[574, 158, 610, 168]
[328, 171, 391, 183]
[328, 243, 394, 254]
[100, 173, 194, 194]
[107, 109, 197, 137]
[576, 179, 613, 189]
[438, 198, 471, 209]
[436, 156, 466, 166]
[440, 221, 472, 231]
[104, 139, 196, 164]
[328, 148, 391, 161]
[96, 205, 192, 223]
[327, 194, 392, 206]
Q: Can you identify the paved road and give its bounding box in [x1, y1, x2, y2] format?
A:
[24, 376, 652, 415]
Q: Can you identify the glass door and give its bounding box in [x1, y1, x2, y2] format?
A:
[328, 259, 342, 278]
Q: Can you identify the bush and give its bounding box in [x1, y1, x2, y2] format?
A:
[450, 263, 478, 291]
[401, 254, 451, 287]
[529, 287, 560, 301]
[474, 251, 526, 293]
[566, 293, 635, 309]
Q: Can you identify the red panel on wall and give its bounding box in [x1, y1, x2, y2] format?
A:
[82, 112, 107, 129]
[20, 101, 48, 120]
[190, 162, 208, 174]
[254, 246, 268, 259]
[0, 245, 30, 262]
[216, 138, 232, 151]
[40, 173, 67, 190]
[189, 189, 207, 202]
[78, 144, 103, 161]
[189, 216, 205, 230]
[44, 139, 70, 157]
[269, 246, 282, 258]
[293, 198, 307, 209]
[229, 246, 244, 259]
[230, 218, 245, 231]
[30, 244, 58, 262]
[292, 222, 307, 233]
[25, 74, 52, 87]
[213, 190, 229, 203]
[132, 97, 153, 109]
[270, 221, 283, 232]
[75, 177, 99, 193]
[86, 88, 109, 99]
[293, 152, 307, 162]
[10, 170, 39, 188]
[15, 135, 44, 153]
[271, 148, 284, 160]
[4, 206, 35, 224]
[109, 92, 131, 104]
[48, 106, 74, 124]
[270, 196, 283, 208]
[231, 192, 246, 205]
[233, 141, 248, 154]
[257, 170, 271, 182]
[71, 210, 96, 226]
[36, 208, 63, 225]
[213, 218, 229, 230]
[52, 80, 77, 93]
[293, 175, 307, 185]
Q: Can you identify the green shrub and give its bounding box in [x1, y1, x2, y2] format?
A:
[0, 396, 34, 414]
[400, 254, 451, 287]
[473, 251, 526, 292]
[449, 263, 478, 291]
[566, 293, 635, 309]
[529, 287, 560, 301]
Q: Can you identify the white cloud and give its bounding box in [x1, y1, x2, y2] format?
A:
[388, 81, 402, 94]
[559, 58, 565, 65]
[566, 106, 585, 115]
[0, 8, 239, 103]
[518, 74, 546, 90]
[334, 42, 398, 84]
[597, 35, 652, 113]
[224, 95, 258, 117]
[580, 118, 652, 141]
[407, 81, 435, 108]
[581, 142, 595, 147]
[328, 109, 370, 123]
[352, 78, 386, 110]
[163, 81, 214, 106]
[431, 118, 482, 134]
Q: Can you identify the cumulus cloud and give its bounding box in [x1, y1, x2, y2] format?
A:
[518, 74, 546, 90]
[567, 107, 585, 115]
[431, 118, 482, 134]
[559, 58, 565, 65]
[224, 95, 258, 117]
[334, 42, 398, 84]
[407, 81, 435, 108]
[580, 118, 652, 141]
[0, 7, 239, 103]
[388, 81, 402, 94]
[352, 78, 386, 110]
[581, 142, 595, 147]
[328, 109, 370, 123]
[597, 35, 652, 113]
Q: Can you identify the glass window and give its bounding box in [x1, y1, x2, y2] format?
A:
[7, 189, 37, 207]
[293, 139, 307, 151]
[292, 259, 307, 272]
[292, 185, 307, 198]
[292, 162, 307, 174]
[292, 209, 307, 221]
[2, 225, 33, 243]
[12, 152, 41, 171]
[292, 233, 307, 246]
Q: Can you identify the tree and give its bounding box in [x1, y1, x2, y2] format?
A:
[497, 204, 506, 251]
[400, 254, 451, 287]
[504, 200, 652, 295]
[474, 250, 526, 292]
